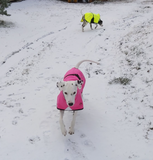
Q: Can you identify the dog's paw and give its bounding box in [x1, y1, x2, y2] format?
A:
[69, 127, 74, 135]
[62, 128, 67, 136]
[60, 125, 67, 136]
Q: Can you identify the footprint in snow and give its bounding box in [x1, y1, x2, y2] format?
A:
[28, 108, 36, 114]
[80, 133, 86, 138]
[65, 139, 87, 160]
[43, 130, 51, 137]
[83, 140, 95, 149]
[12, 116, 20, 125]
[80, 134, 95, 150]
[29, 136, 40, 144]
[40, 121, 50, 130]
[45, 111, 52, 119]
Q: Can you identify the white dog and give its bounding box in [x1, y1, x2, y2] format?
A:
[57, 60, 100, 136]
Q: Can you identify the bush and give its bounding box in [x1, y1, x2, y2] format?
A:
[0, 0, 11, 16]
[109, 77, 131, 85]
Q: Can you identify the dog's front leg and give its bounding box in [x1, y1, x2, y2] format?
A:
[59, 110, 67, 136]
[82, 21, 87, 32]
[95, 24, 98, 29]
[90, 23, 93, 30]
[69, 111, 77, 135]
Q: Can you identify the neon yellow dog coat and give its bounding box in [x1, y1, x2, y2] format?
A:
[81, 13, 100, 24]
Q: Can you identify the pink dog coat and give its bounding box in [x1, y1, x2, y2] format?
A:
[57, 68, 86, 111]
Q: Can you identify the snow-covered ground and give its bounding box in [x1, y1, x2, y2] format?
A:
[0, 0, 153, 159]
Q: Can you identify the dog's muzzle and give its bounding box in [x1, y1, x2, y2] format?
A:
[98, 20, 103, 26]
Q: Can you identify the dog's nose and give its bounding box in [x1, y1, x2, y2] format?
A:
[68, 103, 73, 106]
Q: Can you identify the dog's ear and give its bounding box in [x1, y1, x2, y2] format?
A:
[76, 80, 83, 89]
[57, 81, 65, 91]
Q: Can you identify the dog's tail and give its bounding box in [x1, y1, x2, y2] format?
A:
[80, 8, 84, 16]
[75, 60, 100, 69]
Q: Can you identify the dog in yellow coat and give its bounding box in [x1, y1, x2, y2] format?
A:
[81, 12, 103, 32]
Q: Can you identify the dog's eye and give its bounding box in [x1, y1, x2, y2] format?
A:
[71, 92, 76, 96]
[64, 92, 67, 95]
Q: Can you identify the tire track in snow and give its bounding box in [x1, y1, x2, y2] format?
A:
[0, 26, 67, 66]
[0, 32, 54, 66]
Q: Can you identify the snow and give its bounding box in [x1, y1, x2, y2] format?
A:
[0, 0, 153, 159]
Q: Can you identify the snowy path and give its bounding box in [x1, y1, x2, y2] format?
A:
[0, 0, 153, 160]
